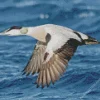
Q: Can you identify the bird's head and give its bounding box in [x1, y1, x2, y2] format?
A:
[1, 25, 47, 43]
[1, 26, 28, 36]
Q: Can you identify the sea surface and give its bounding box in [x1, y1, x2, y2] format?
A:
[0, 0, 100, 100]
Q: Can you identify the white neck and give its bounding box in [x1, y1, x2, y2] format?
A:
[27, 25, 47, 42]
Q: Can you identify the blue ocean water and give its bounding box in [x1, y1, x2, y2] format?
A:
[0, 0, 100, 100]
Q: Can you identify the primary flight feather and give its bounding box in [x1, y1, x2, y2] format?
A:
[1, 24, 100, 88]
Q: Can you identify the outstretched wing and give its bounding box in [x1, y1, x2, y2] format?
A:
[23, 41, 77, 88]
[23, 41, 46, 75]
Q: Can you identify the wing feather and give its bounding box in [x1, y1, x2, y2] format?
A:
[49, 66, 56, 84]
[52, 64, 60, 80]
[54, 61, 64, 75]
[46, 67, 51, 87]
[23, 41, 77, 87]
[42, 69, 46, 88]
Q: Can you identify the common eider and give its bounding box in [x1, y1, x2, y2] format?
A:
[1, 24, 100, 88]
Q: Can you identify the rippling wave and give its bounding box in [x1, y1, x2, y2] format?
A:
[0, 0, 100, 100]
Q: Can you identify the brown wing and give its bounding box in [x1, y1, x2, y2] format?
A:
[23, 41, 46, 75]
[23, 41, 77, 88]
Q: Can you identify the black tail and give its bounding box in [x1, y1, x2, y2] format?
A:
[83, 36, 100, 45]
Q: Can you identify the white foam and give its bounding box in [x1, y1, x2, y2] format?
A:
[79, 12, 95, 18]
[15, 1, 37, 8]
[40, 14, 49, 19]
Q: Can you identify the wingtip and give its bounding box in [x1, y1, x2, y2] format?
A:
[22, 71, 26, 75]
[26, 73, 30, 76]
[36, 85, 39, 88]
[42, 86, 44, 89]
[47, 84, 49, 87]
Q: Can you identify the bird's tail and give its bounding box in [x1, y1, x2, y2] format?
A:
[83, 36, 100, 45]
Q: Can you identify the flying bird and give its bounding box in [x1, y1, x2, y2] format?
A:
[1, 24, 100, 88]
